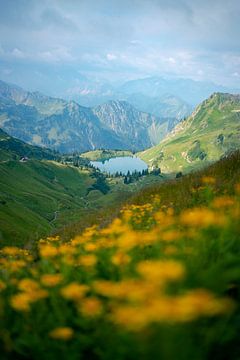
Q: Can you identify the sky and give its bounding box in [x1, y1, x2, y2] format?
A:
[0, 0, 240, 95]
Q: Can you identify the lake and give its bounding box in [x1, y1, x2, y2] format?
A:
[91, 156, 148, 175]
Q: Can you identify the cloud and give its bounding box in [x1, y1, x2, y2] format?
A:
[0, 0, 239, 88]
[106, 53, 117, 61]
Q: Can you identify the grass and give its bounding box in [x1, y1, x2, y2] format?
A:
[0, 151, 239, 359]
[139, 93, 240, 173]
[0, 160, 94, 246]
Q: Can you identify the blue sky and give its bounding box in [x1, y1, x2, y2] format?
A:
[0, 0, 239, 94]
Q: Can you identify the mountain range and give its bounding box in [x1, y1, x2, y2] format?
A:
[139, 93, 240, 172]
[0, 80, 179, 152]
[63, 75, 239, 112]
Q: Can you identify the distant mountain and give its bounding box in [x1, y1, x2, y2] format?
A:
[93, 100, 175, 150]
[123, 93, 192, 120]
[67, 76, 239, 119]
[0, 80, 175, 152]
[139, 93, 240, 173]
[119, 77, 240, 106]
[68, 88, 192, 120]
[0, 128, 59, 161]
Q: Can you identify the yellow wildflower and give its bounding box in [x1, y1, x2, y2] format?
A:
[212, 196, 235, 208]
[117, 230, 139, 250]
[18, 279, 40, 292]
[46, 235, 60, 242]
[111, 252, 130, 266]
[41, 274, 63, 287]
[8, 260, 27, 272]
[84, 242, 98, 252]
[180, 207, 226, 227]
[49, 327, 74, 340]
[174, 289, 234, 322]
[80, 297, 102, 317]
[1, 247, 21, 256]
[39, 244, 59, 258]
[112, 305, 150, 330]
[58, 244, 75, 255]
[60, 282, 89, 301]
[137, 260, 185, 283]
[78, 255, 97, 267]
[10, 293, 31, 312]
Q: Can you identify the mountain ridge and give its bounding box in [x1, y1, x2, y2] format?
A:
[139, 92, 240, 173]
[0, 79, 178, 152]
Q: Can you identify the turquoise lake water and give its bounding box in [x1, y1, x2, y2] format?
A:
[91, 156, 148, 175]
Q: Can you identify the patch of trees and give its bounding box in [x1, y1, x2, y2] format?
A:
[60, 154, 90, 168]
[123, 168, 161, 184]
[88, 170, 110, 195]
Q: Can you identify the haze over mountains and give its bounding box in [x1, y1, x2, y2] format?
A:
[67, 76, 239, 109]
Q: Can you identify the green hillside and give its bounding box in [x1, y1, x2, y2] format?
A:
[0, 160, 95, 246]
[139, 93, 240, 173]
[0, 151, 239, 359]
[0, 128, 58, 161]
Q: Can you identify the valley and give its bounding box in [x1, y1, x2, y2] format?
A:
[1, 89, 240, 246]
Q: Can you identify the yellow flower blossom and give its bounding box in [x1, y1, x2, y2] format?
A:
[39, 244, 59, 258]
[8, 260, 27, 272]
[212, 196, 235, 208]
[18, 279, 40, 292]
[180, 207, 226, 227]
[137, 260, 185, 283]
[1, 247, 21, 256]
[41, 274, 63, 287]
[111, 252, 130, 266]
[49, 327, 74, 340]
[46, 235, 60, 242]
[84, 242, 98, 252]
[10, 293, 32, 312]
[80, 297, 102, 317]
[10, 287, 48, 312]
[77, 255, 97, 267]
[58, 244, 75, 255]
[60, 282, 89, 301]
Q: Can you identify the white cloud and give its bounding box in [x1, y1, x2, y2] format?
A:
[106, 53, 117, 61]
[12, 48, 26, 59]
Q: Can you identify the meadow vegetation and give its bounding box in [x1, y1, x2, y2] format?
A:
[0, 151, 239, 359]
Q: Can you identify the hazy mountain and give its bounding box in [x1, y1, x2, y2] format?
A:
[67, 76, 239, 118]
[119, 77, 240, 106]
[0, 80, 176, 152]
[139, 93, 240, 173]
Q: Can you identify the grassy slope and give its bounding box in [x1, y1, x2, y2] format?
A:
[139, 93, 240, 173]
[0, 128, 58, 161]
[0, 160, 94, 246]
[0, 152, 239, 359]
[132, 150, 240, 212]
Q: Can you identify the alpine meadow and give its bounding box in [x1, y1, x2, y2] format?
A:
[0, 1, 240, 359]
